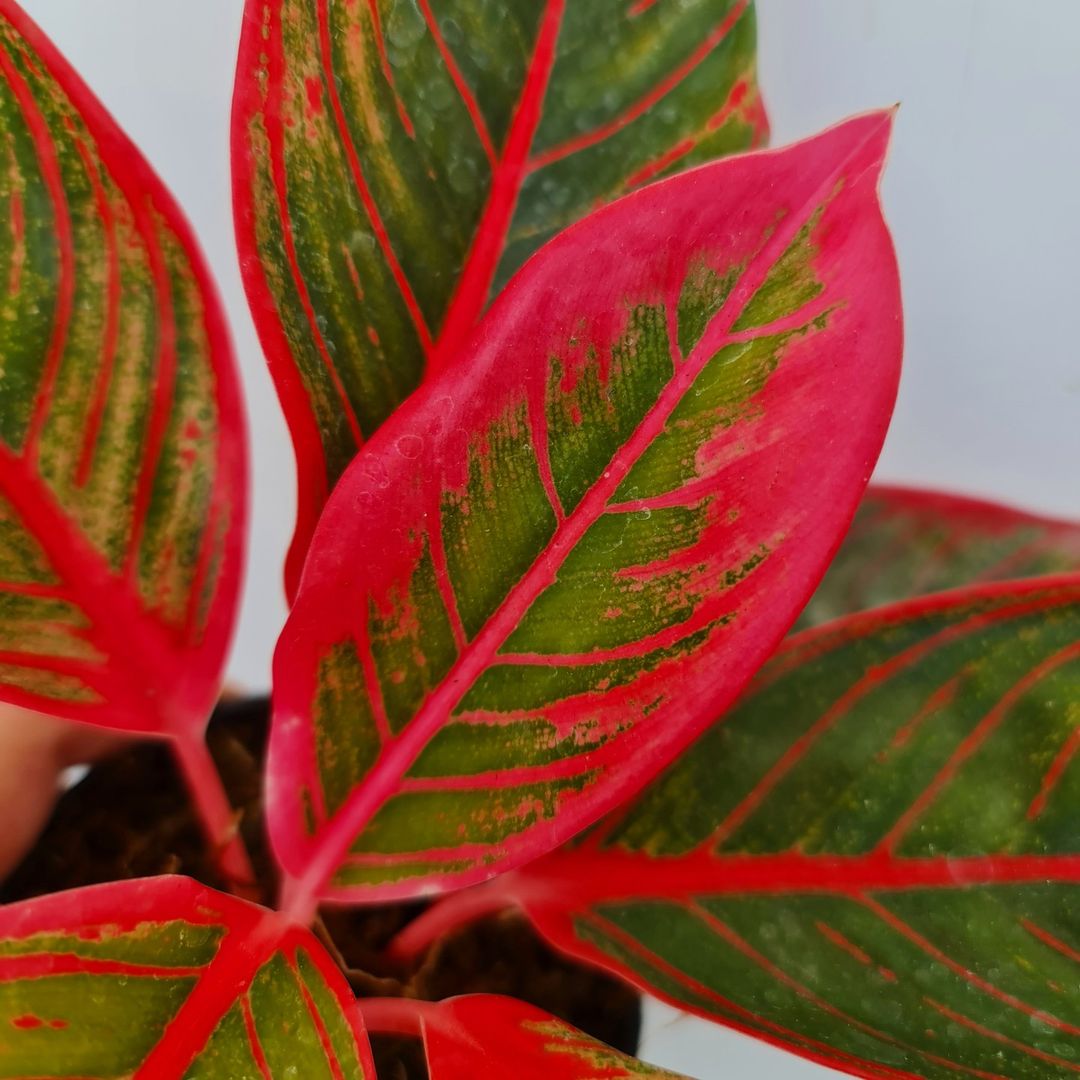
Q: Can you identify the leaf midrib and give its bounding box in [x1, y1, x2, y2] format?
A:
[132, 912, 285, 1077]
[512, 849, 1080, 908]
[426, 0, 566, 372]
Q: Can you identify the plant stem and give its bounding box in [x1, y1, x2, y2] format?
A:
[278, 870, 319, 927]
[358, 997, 436, 1038]
[386, 880, 516, 963]
[171, 734, 258, 899]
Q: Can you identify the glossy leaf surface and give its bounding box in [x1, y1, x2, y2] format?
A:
[271, 113, 903, 911]
[364, 995, 683, 1079]
[233, 0, 767, 590]
[429, 577, 1080, 1079]
[799, 484, 1080, 629]
[0, 3, 246, 735]
[0, 876, 373, 1078]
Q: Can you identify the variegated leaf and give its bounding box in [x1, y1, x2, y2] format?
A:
[0, 2, 246, 736]
[400, 576, 1080, 1079]
[0, 1, 248, 882]
[362, 994, 683, 1079]
[0, 876, 374, 1078]
[799, 484, 1080, 629]
[270, 113, 903, 914]
[232, 0, 768, 591]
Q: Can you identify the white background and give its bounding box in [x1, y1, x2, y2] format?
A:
[17, 1, 1080, 1075]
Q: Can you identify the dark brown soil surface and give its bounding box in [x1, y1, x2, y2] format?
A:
[1, 697, 640, 1075]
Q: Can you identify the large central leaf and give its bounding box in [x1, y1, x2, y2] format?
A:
[0, 876, 373, 1078]
[232, 0, 767, 589]
[270, 113, 903, 912]
[413, 576, 1080, 1079]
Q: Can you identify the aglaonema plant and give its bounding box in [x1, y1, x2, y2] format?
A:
[1, 1, 1079, 1077]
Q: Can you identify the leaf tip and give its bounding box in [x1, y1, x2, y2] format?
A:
[790, 107, 898, 187]
[847, 105, 897, 144]
[831, 106, 897, 181]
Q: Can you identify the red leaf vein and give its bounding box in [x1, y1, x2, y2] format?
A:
[415, 0, 496, 165]
[316, 0, 433, 355]
[0, 38, 73, 464]
[861, 896, 1080, 1039]
[526, 0, 749, 171]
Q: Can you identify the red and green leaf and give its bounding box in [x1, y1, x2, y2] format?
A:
[0, 876, 374, 1078]
[401, 576, 1080, 1079]
[0, 3, 246, 736]
[269, 112, 903, 914]
[799, 485, 1080, 629]
[362, 994, 682, 1079]
[232, 0, 768, 592]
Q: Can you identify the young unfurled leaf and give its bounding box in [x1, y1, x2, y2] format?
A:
[0, 4, 246, 736]
[363, 994, 683, 1079]
[799, 484, 1080, 629]
[232, 0, 768, 591]
[0, 876, 374, 1078]
[270, 113, 903, 913]
[416, 576, 1080, 1080]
